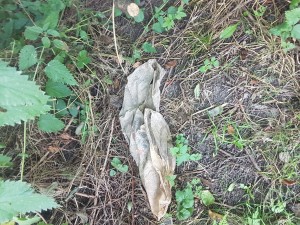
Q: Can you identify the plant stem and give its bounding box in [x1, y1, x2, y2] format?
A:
[33, 47, 45, 81]
[20, 122, 27, 181]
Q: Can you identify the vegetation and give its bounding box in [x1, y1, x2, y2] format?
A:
[0, 0, 299, 224]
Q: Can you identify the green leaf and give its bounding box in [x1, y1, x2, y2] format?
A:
[24, 26, 43, 40]
[167, 6, 178, 15]
[281, 41, 295, 52]
[152, 22, 164, 33]
[200, 190, 215, 206]
[177, 208, 193, 220]
[79, 30, 88, 41]
[76, 50, 91, 69]
[0, 61, 50, 126]
[285, 8, 300, 25]
[44, 60, 77, 85]
[114, 7, 122, 17]
[111, 157, 128, 173]
[189, 153, 202, 161]
[0, 180, 59, 223]
[38, 114, 64, 132]
[290, 0, 300, 9]
[109, 169, 117, 176]
[176, 153, 190, 166]
[142, 42, 157, 53]
[41, 37, 51, 48]
[19, 45, 37, 70]
[45, 80, 73, 97]
[291, 24, 300, 39]
[53, 39, 69, 51]
[270, 22, 292, 36]
[219, 23, 239, 39]
[162, 15, 175, 30]
[47, 29, 60, 37]
[55, 99, 69, 117]
[182, 0, 189, 4]
[0, 154, 12, 168]
[134, 9, 144, 23]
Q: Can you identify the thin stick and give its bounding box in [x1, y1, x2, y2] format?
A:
[20, 122, 27, 181]
[112, 1, 126, 73]
[101, 116, 115, 177]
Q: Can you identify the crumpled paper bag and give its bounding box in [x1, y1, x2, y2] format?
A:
[119, 59, 175, 220]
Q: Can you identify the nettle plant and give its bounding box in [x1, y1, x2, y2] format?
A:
[270, 6, 300, 52]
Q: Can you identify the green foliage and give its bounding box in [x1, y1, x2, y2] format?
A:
[152, 1, 188, 33]
[170, 134, 202, 166]
[45, 80, 73, 98]
[142, 42, 157, 53]
[0, 61, 50, 126]
[76, 50, 91, 69]
[0, 154, 12, 168]
[0, 0, 67, 49]
[45, 60, 77, 85]
[219, 23, 239, 39]
[253, 5, 266, 17]
[110, 157, 128, 176]
[270, 6, 300, 52]
[176, 185, 194, 220]
[19, 45, 38, 70]
[175, 178, 215, 220]
[0, 180, 59, 223]
[38, 113, 65, 133]
[199, 57, 219, 73]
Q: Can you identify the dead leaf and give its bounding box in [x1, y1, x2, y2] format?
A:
[292, 203, 300, 217]
[278, 152, 291, 163]
[48, 146, 60, 153]
[208, 210, 224, 221]
[250, 79, 259, 85]
[240, 48, 248, 60]
[133, 61, 142, 68]
[164, 60, 177, 69]
[119, 60, 175, 220]
[194, 84, 200, 100]
[227, 125, 235, 135]
[60, 133, 72, 140]
[127, 3, 139, 17]
[281, 179, 296, 186]
[113, 79, 120, 90]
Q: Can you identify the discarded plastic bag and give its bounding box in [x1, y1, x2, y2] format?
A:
[119, 59, 175, 220]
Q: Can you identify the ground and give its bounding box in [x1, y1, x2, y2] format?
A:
[1, 0, 300, 224]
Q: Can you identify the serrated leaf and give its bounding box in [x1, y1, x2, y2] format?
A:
[44, 60, 77, 85]
[0, 154, 12, 168]
[0, 180, 59, 223]
[0, 61, 50, 126]
[220, 23, 239, 39]
[24, 26, 43, 40]
[291, 24, 300, 39]
[45, 80, 73, 97]
[41, 37, 51, 48]
[38, 114, 64, 132]
[19, 45, 37, 70]
[285, 8, 300, 25]
[53, 39, 69, 51]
